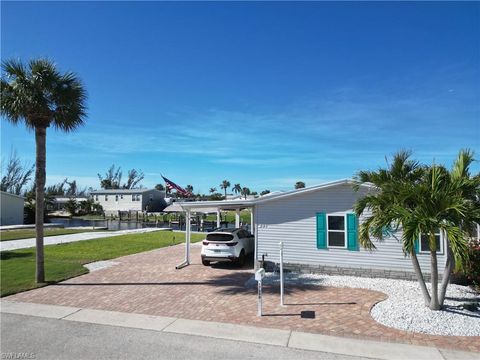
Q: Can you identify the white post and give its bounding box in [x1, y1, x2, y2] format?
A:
[258, 278, 262, 316]
[253, 206, 258, 271]
[279, 241, 284, 306]
[186, 209, 191, 264]
[235, 208, 240, 228]
[216, 208, 221, 229]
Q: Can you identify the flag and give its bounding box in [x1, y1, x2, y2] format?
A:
[162, 175, 192, 196]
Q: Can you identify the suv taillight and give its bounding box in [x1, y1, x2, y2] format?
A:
[226, 242, 238, 247]
[202, 240, 209, 245]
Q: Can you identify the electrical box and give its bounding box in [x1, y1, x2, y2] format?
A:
[255, 268, 265, 281]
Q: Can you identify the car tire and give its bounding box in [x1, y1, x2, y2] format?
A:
[202, 259, 210, 266]
[237, 250, 246, 267]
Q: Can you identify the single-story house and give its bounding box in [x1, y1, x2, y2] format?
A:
[91, 189, 166, 215]
[178, 179, 453, 280]
[0, 191, 25, 226]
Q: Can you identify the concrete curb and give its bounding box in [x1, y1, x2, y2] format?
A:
[1, 301, 477, 360]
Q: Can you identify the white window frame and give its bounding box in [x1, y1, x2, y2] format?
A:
[105, 195, 108, 201]
[326, 214, 347, 249]
[419, 229, 444, 254]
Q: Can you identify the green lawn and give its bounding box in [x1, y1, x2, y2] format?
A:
[0, 228, 107, 242]
[0, 231, 205, 297]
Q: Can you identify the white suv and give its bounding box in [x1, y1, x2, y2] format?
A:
[201, 228, 254, 266]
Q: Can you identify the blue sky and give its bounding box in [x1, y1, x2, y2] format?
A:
[1, 2, 479, 194]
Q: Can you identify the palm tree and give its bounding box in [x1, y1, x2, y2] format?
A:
[295, 181, 305, 189]
[354, 150, 479, 310]
[209, 187, 217, 194]
[1, 59, 87, 283]
[232, 183, 242, 195]
[220, 180, 230, 199]
[241, 187, 251, 200]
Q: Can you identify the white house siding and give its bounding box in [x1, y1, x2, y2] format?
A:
[255, 184, 446, 276]
[0, 191, 24, 226]
[93, 190, 166, 215]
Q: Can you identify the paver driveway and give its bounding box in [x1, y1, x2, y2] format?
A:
[6, 243, 479, 352]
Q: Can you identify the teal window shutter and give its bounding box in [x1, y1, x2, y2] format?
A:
[316, 212, 327, 249]
[347, 213, 358, 251]
[414, 238, 419, 254]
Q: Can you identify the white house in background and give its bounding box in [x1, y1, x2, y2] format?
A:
[179, 179, 449, 280]
[91, 189, 166, 215]
[0, 191, 25, 226]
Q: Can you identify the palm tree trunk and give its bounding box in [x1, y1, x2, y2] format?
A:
[410, 251, 431, 306]
[430, 250, 440, 310]
[429, 233, 440, 310]
[35, 126, 46, 283]
[439, 241, 454, 306]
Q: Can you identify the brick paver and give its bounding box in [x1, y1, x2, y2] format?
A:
[6, 243, 479, 352]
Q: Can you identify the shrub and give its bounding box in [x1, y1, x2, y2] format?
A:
[454, 238, 480, 291]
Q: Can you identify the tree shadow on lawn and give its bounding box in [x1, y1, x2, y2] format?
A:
[0, 251, 32, 260]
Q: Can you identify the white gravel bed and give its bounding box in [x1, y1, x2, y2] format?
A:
[84, 260, 119, 272]
[248, 272, 479, 336]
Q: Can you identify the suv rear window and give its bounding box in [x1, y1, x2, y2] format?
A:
[206, 233, 234, 242]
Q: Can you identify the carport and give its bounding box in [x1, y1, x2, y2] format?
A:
[176, 199, 257, 269]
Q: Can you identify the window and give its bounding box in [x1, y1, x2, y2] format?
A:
[132, 194, 136, 201]
[420, 229, 443, 253]
[95, 195, 98, 201]
[105, 195, 108, 201]
[115, 195, 119, 201]
[136, 194, 141, 201]
[120, 194, 123, 199]
[327, 215, 346, 248]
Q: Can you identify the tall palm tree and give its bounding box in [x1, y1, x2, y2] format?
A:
[232, 183, 242, 195]
[1, 59, 87, 283]
[354, 150, 479, 310]
[220, 180, 230, 199]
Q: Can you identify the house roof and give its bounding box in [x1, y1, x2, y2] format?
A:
[179, 179, 372, 210]
[90, 189, 163, 194]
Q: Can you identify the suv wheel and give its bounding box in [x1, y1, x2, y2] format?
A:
[202, 259, 210, 266]
[237, 250, 246, 267]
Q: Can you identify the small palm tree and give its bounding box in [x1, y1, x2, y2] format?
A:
[220, 180, 230, 199]
[1, 59, 87, 283]
[209, 187, 217, 194]
[241, 187, 251, 200]
[355, 150, 480, 310]
[185, 184, 193, 195]
[232, 183, 242, 195]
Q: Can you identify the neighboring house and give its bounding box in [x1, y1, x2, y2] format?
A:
[0, 191, 25, 226]
[91, 189, 166, 215]
[180, 179, 451, 280]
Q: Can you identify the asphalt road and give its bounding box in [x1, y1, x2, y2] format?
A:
[1, 313, 371, 360]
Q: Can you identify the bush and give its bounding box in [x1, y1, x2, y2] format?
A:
[454, 238, 480, 291]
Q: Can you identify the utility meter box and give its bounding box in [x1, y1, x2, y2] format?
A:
[255, 268, 265, 281]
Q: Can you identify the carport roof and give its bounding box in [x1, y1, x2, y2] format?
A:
[179, 179, 373, 210]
